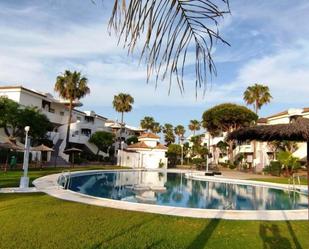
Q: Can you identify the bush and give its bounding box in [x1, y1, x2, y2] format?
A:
[263, 161, 282, 176]
[192, 158, 206, 170]
[228, 163, 237, 170]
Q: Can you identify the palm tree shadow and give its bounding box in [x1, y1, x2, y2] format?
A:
[259, 224, 293, 249]
[186, 219, 220, 249]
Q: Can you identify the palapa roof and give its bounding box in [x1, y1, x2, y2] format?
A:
[228, 117, 309, 142]
[138, 133, 160, 139]
[31, 144, 54, 152]
[64, 147, 83, 154]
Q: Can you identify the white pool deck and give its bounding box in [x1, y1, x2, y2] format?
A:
[25, 169, 308, 221]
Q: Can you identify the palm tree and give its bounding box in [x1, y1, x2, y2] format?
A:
[140, 116, 155, 131]
[243, 84, 272, 115]
[54, 70, 90, 147]
[112, 93, 134, 124]
[188, 120, 201, 136]
[162, 123, 175, 145]
[151, 122, 162, 134]
[109, 1, 230, 92]
[174, 125, 186, 144]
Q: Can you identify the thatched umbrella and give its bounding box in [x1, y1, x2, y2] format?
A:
[31, 144, 54, 152]
[31, 144, 54, 168]
[64, 147, 82, 167]
[0, 140, 24, 172]
[228, 117, 309, 217]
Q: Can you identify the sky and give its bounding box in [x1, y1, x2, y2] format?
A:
[0, 0, 309, 131]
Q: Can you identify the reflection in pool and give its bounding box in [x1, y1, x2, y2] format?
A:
[67, 171, 308, 210]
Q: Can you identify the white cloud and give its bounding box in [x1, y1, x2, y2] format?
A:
[236, 40, 309, 105]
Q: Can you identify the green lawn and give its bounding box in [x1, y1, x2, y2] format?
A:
[0, 166, 127, 188]
[248, 177, 308, 185]
[0, 193, 308, 249]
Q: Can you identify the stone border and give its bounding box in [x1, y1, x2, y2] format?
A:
[33, 169, 308, 221]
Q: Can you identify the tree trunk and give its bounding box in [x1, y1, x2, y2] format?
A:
[65, 99, 73, 149]
[4, 126, 11, 137]
[228, 140, 234, 163]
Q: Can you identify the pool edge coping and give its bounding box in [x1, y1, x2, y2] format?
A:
[33, 169, 309, 221]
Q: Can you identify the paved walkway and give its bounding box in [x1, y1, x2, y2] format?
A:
[0, 187, 39, 194]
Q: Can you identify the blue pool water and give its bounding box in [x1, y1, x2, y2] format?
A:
[67, 171, 308, 210]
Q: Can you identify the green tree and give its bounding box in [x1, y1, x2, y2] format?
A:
[174, 125, 186, 144]
[89, 131, 114, 158]
[202, 103, 258, 161]
[151, 122, 162, 134]
[0, 97, 21, 137]
[277, 151, 300, 176]
[54, 70, 90, 147]
[188, 120, 201, 136]
[140, 116, 155, 131]
[190, 135, 208, 159]
[162, 123, 175, 145]
[166, 144, 182, 167]
[126, 135, 138, 145]
[112, 93, 134, 124]
[243, 84, 272, 115]
[19, 107, 53, 142]
[0, 97, 52, 142]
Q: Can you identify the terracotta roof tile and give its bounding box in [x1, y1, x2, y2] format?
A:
[138, 133, 160, 139]
[154, 143, 167, 150]
[127, 141, 150, 149]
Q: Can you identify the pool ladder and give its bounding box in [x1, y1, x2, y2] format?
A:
[288, 174, 301, 192]
[58, 170, 71, 189]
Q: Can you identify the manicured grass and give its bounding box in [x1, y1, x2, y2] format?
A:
[249, 177, 308, 185]
[0, 166, 127, 188]
[0, 193, 308, 249]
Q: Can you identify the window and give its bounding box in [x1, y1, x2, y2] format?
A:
[60, 111, 65, 116]
[81, 129, 91, 137]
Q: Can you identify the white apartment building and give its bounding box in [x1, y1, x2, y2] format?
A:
[117, 133, 168, 169]
[204, 108, 309, 171]
[0, 85, 143, 163]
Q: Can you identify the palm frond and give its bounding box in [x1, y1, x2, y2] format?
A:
[109, 0, 230, 94]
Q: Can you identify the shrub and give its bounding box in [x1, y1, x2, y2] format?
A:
[228, 163, 237, 170]
[263, 161, 282, 176]
[192, 158, 206, 170]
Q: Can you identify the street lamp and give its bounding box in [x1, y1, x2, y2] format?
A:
[20, 126, 30, 189]
[119, 141, 125, 166]
[180, 136, 184, 166]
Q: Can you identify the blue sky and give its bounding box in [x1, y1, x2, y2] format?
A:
[0, 0, 309, 131]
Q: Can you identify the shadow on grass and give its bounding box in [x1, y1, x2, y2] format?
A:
[259, 224, 293, 249]
[285, 220, 303, 249]
[186, 219, 220, 249]
[96, 216, 158, 247]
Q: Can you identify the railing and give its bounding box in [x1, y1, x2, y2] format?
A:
[57, 171, 71, 189]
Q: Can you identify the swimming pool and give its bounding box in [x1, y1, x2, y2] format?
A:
[66, 171, 308, 211]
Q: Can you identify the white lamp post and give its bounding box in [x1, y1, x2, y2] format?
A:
[20, 126, 30, 189]
[119, 141, 124, 166]
[180, 136, 184, 166]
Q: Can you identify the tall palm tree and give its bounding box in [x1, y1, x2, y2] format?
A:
[151, 122, 162, 134]
[112, 93, 134, 124]
[243, 84, 272, 115]
[174, 125, 186, 144]
[188, 120, 201, 136]
[54, 70, 90, 147]
[140, 116, 155, 131]
[163, 123, 175, 145]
